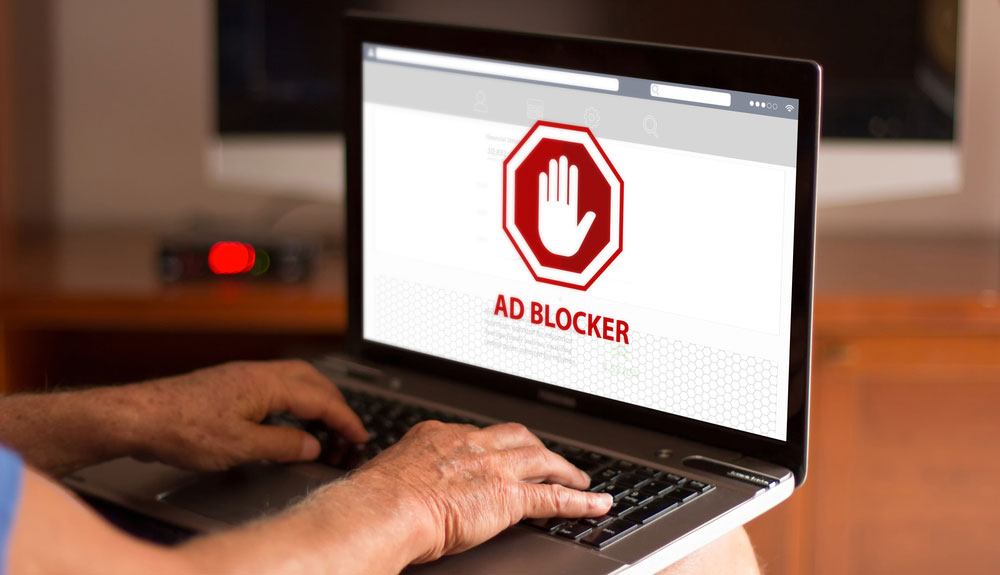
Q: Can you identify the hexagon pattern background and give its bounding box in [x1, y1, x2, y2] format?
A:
[370, 275, 782, 438]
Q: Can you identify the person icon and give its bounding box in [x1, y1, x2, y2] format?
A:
[473, 90, 489, 113]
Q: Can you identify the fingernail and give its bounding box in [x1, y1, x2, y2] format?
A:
[598, 493, 613, 507]
[300, 435, 321, 460]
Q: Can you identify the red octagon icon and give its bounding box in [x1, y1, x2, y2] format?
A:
[503, 121, 624, 290]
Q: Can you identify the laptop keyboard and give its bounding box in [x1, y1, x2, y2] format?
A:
[273, 388, 713, 550]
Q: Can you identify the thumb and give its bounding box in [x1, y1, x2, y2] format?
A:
[576, 211, 596, 238]
[244, 424, 322, 463]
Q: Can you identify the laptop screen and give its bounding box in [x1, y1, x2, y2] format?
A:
[360, 43, 799, 442]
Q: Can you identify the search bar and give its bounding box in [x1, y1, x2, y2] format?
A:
[374, 46, 619, 92]
[650, 83, 731, 107]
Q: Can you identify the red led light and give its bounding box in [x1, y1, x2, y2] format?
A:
[208, 242, 256, 275]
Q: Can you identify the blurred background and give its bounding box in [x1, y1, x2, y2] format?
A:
[1, 1, 999, 573]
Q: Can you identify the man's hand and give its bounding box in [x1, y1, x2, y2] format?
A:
[125, 360, 368, 471]
[343, 420, 613, 564]
[0, 360, 367, 476]
[180, 420, 613, 574]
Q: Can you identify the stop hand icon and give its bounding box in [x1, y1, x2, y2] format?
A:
[537, 155, 597, 257]
[503, 121, 624, 290]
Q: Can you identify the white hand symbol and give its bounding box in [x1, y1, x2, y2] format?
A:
[537, 155, 596, 257]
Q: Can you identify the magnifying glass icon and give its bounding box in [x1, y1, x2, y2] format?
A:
[651, 84, 659, 96]
[643, 115, 658, 138]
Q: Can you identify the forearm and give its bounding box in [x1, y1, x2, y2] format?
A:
[12, 463, 426, 575]
[11, 467, 189, 574]
[0, 387, 142, 476]
[178, 477, 431, 575]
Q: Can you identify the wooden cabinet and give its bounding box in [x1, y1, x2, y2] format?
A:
[748, 298, 1000, 575]
[0, 231, 348, 392]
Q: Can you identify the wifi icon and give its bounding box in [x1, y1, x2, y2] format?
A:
[785, 104, 795, 112]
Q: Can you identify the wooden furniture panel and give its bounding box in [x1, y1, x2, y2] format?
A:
[850, 378, 1000, 573]
[0, 231, 347, 393]
[749, 317, 1000, 575]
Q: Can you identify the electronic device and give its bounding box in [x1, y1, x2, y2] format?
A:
[158, 236, 317, 283]
[67, 14, 821, 573]
[210, 0, 345, 201]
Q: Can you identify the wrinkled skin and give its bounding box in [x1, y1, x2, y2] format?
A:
[345, 420, 613, 563]
[126, 360, 370, 471]
[128, 361, 613, 561]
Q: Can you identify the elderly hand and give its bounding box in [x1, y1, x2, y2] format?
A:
[124, 360, 368, 471]
[341, 420, 613, 564]
[0, 359, 367, 476]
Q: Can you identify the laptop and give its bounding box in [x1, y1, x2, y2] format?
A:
[66, 14, 821, 574]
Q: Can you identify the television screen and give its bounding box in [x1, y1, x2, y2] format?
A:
[216, 0, 344, 134]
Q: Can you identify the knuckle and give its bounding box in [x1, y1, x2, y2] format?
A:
[412, 420, 444, 434]
[285, 359, 319, 379]
[509, 422, 531, 435]
[497, 422, 531, 439]
[549, 485, 575, 513]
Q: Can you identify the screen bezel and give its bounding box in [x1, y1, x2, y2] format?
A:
[344, 13, 819, 485]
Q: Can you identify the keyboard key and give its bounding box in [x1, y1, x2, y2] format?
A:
[567, 456, 604, 473]
[568, 452, 611, 472]
[581, 514, 615, 528]
[614, 460, 637, 471]
[582, 451, 612, 467]
[554, 521, 592, 540]
[591, 482, 631, 500]
[620, 489, 654, 508]
[614, 472, 651, 489]
[635, 466, 663, 478]
[665, 487, 699, 502]
[639, 479, 674, 497]
[555, 445, 583, 457]
[623, 497, 679, 524]
[687, 480, 712, 492]
[662, 473, 686, 484]
[579, 519, 639, 548]
[591, 467, 621, 484]
[524, 517, 565, 532]
[608, 500, 636, 517]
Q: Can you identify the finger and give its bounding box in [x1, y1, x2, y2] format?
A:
[558, 155, 568, 203]
[292, 362, 351, 404]
[548, 158, 558, 202]
[577, 210, 596, 235]
[519, 483, 613, 519]
[538, 171, 548, 204]
[268, 380, 369, 443]
[267, 360, 352, 405]
[475, 422, 543, 450]
[242, 423, 323, 463]
[568, 164, 578, 207]
[499, 445, 590, 489]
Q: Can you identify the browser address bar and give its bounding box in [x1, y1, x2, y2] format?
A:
[374, 46, 620, 92]
[650, 83, 731, 107]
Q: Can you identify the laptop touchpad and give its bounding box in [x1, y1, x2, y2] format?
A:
[163, 462, 345, 525]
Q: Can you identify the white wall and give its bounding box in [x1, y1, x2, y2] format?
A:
[52, 0, 285, 232]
